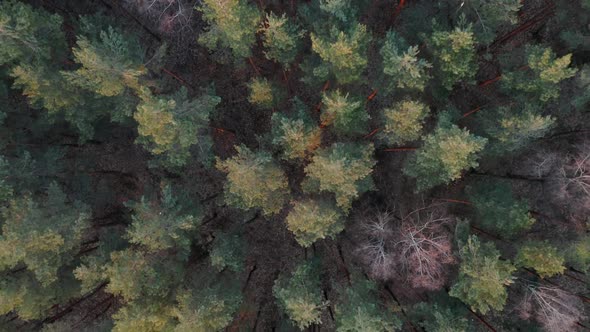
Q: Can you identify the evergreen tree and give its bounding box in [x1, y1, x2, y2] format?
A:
[515, 241, 566, 278]
[209, 231, 246, 273]
[319, 0, 358, 23]
[197, 0, 261, 59]
[273, 260, 326, 329]
[260, 13, 304, 68]
[450, 235, 516, 314]
[334, 277, 402, 332]
[134, 87, 220, 168]
[0, 182, 90, 286]
[566, 235, 590, 273]
[126, 185, 202, 254]
[380, 31, 431, 92]
[429, 20, 477, 90]
[247, 77, 279, 109]
[404, 122, 487, 192]
[573, 65, 590, 110]
[380, 99, 429, 145]
[310, 23, 371, 84]
[216, 145, 290, 215]
[502, 46, 578, 103]
[286, 198, 344, 247]
[456, 0, 522, 44]
[271, 108, 322, 161]
[413, 302, 469, 332]
[303, 142, 376, 211]
[0, 156, 13, 202]
[111, 300, 176, 332]
[467, 181, 536, 238]
[321, 90, 368, 136]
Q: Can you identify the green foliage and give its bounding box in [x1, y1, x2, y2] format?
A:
[480, 106, 554, 154]
[216, 145, 290, 215]
[319, 0, 357, 22]
[210, 232, 246, 273]
[63, 26, 145, 97]
[404, 123, 487, 192]
[310, 23, 371, 84]
[321, 90, 368, 136]
[429, 21, 477, 90]
[458, 0, 522, 44]
[0, 182, 90, 286]
[502, 46, 578, 103]
[261, 13, 304, 68]
[303, 142, 376, 211]
[174, 276, 243, 332]
[566, 235, 590, 273]
[286, 198, 344, 247]
[334, 277, 402, 332]
[380, 31, 431, 92]
[126, 185, 202, 254]
[112, 300, 176, 332]
[198, 0, 261, 59]
[380, 99, 429, 145]
[515, 241, 566, 278]
[0, 156, 13, 202]
[247, 77, 278, 109]
[450, 235, 516, 314]
[271, 108, 322, 161]
[0, 0, 65, 65]
[413, 302, 469, 332]
[273, 260, 326, 329]
[468, 181, 535, 238]
[134, 87, 220, 168]
[573, 65, 590, 110]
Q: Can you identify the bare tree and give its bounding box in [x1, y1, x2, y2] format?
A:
[355, 210, 396, 280]
[518, 284, 586, 332]
[125, 0, 197, 35]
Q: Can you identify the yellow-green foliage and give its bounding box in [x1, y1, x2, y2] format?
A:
[381, 31, 431, 92]
[261, 12, 303, 67]
[321, 90, 368, 136]
[112, 301, 176, 332]
[515, 241, 566, 278]
[286, 198, 344, 247]
[303, 142, 376, 211]
[216, 145, 290, 215]
[567, 235, 590, 273]
[248, 77, 276, 109]
[381, 100, 429, 145]
[271, 110, 322, 161]
[430, 23, 477, 90]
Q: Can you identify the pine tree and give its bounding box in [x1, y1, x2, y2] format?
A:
[450, 235, 516, 314]
[216, 145, 290, 215]
[467, 180, 536, 238]
[573, 65, 590, 110]
[111, 300, 176, 332]
[515, 241, 566, 278]
[273, 260, 326, 329]
[502, 46, 578, 103]
[0, 182, 90, 286]
[174, 275, 243, 332]
[380, 31, 431, 92]
[0, 0, 65, 65]
[321, 90, 368, 136]
[0, 156, 13, 202]
[197, 0, 261, 59]
[286, 198, 345, 247]
[413, 302, 469, 332]
[404, 122, 487, 192]
[566, 235, 590, 273]
[126, 185, 202, 254]
[480, 105, 554, 154]
[209, 231, 246, 273]
[247, 77, 279, 109]
[456, 0, 522, 44]
[134, 87, 220, 168]
[260, 12, 304, 68]
[303, 142, 376, 211]
[271, 107, 322, 161]
[380, 99, 429, 145]
[310, 23, 371, 84]
[334, 277, 402, 332]
[319, 0, 358, 23]
[429, 20, 477, 90]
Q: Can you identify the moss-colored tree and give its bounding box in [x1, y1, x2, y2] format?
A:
[260, 13, 304, 68]
[380, 99, 429, 145]
[449, 235, 516, 314]
[413, 302, 469, 332]
[216, 145, 290, 215]
[566, 235, 590, 273]
[456, 0, 522, 44]
[286, 198, 344, 247]
[515, 241, 566, 278]
[467, 181, 536, 238]
[321, 90, 368, 136]
[197, 0, 261, 59]
[502, 46, 578, 103]
[209, 231, 246, 273]
[247, 77, 279, 109]
[273, 260, 326, 329]
[303, 142, 376, 211]
[319, 0, 358, 22]
[271, 109, 321, 161]
[310, 23, 371, 84]
[334, 277, 402, 332]
[380, 31, 431, 92]
[429, 21, 477, 90]
[404, 123, 487, 192]
[111, 300, 176, 332]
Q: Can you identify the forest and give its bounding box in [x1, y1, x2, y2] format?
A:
[0, 0, 589, 331]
